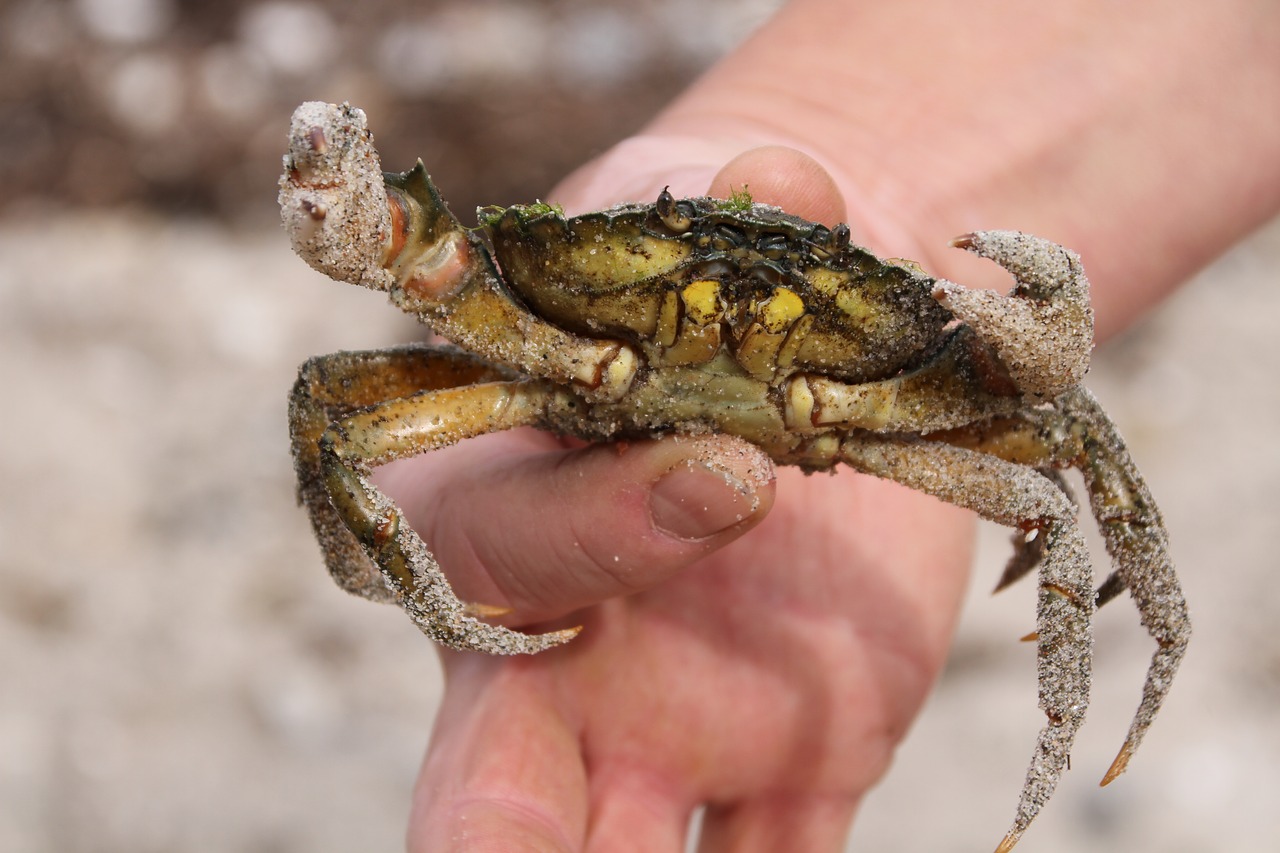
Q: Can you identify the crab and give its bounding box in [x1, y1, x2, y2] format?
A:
[279, 102, 1188, 851]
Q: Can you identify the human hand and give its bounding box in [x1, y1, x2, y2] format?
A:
[387, 147, 977, 852]
[377, 3, 1279, 849]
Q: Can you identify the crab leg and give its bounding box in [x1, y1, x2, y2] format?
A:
[290, 345, 513, 601]
[783, 325, 1022, 435]
[921, 385, 1188, 848]
[837, 434, 1093, 852]
[1055, 389, 1190, 784]
[289, 344, 578, 654]
[930, 387, 1189, 774]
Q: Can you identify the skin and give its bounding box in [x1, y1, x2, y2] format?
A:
[367, 2, 1280, 850]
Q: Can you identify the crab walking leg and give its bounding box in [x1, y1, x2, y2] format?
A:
[290, 345, 515, 602]
[321, 378, 578, 655]
[289, 344, 576, 654]
[838, 435, 1093, 853]
[1057, 388, 1190, 785]
[928, 388, 1190, 787]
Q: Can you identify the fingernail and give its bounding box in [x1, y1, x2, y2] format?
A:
[650, 462, 758, 540]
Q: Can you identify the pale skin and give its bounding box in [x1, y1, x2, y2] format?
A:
[367, 2, 1280, 850]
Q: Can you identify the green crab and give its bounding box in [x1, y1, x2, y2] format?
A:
[280, 102, 1188, 851]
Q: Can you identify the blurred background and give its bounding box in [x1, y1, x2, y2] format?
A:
[1, 1, 1277, 851]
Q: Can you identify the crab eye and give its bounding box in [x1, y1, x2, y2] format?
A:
[831, 223, 851, 251]
[810, 223, 850, 261]
[655, 187, 693, 233]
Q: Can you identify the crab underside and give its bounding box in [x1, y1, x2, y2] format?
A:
[279, 102, 1189, 851]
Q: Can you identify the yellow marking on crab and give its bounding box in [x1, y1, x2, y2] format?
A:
[757, 286, 804, 332]
[835, 286, 875, 322]
[681, 279, 723, 325]
[735, 287, 806, 381]
[652, 280, 724, 366]
[562, 224, 691, 285]
[805, 266, 845, 297]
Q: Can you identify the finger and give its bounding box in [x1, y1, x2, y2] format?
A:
[696, 794, 859, 853]
[554, 141, 847, 230]
[374, 431, 775, 625]
[410, 657, 586, 853]
[706, 146, 847, 226]
[584, 763, 695, 853]
[550, 134, 736, 213]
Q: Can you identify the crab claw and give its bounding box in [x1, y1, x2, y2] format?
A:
[933, 230, 1094, 399]
[279, 101, 394, 292]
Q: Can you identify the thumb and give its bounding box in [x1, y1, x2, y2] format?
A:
[552, 137, 847, 228]
[375, 431, 774, 627]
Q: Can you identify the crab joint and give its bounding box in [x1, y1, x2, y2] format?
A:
[784, 375, 817, 430]
[395, 231, 474, 302]
[372, 511, 399, 548]
[582, 344, 639, 400]
[784, 374, 901, 431]
[384, 190, 410, 263]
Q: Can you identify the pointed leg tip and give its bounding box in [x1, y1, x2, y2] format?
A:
[1019, 630, 1039, 643]
[994, 831, 1021, 853]
[1100, 744, 1132, 786]
[535, 625, 583, 650]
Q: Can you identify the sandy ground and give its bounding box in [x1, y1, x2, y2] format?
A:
[1, 210, 1277, 852]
